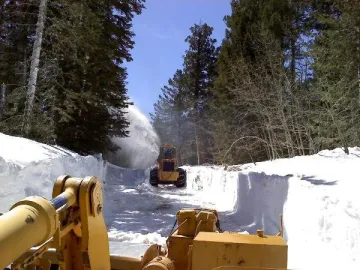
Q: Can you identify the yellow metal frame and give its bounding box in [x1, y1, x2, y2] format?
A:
[158, 170, 179, 182]
[0, 175, 167, 270]
[157, 144, 180, 183]
[51, 175, 111, 269]
[0, 175, 288, 270]
[191, 231, 287, 270]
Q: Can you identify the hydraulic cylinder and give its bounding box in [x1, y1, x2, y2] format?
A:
[0, 196, 57, 268]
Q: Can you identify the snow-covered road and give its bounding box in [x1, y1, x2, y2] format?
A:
[102, 151, 360, 270]
[1, 132, 360, 269]
[103, 163, 238, 242]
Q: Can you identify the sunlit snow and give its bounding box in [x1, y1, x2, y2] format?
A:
[1, 130, 360, 269]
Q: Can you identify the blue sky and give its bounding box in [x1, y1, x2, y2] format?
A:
[125, 0, 231, 119]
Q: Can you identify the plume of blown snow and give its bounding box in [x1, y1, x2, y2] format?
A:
[104, 105, 160, 169]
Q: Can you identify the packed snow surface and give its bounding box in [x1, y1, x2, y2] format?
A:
[1, 132, 360, 269]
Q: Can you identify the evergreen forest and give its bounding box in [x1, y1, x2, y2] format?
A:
[1, 0, 359, 165]
[150, 0, 360, 165]
[0, 0, 145, 155]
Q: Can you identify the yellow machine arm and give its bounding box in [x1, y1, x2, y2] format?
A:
[0, 175, 288, 270]
[0, 175, 111, 269]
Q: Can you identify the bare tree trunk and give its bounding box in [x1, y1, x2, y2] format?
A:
[263, 115, 276, 160]
[290, 36, 297, 85]
[194, 124, 201, 165]
[0, 83, 6, 119]
[22, 0, 47, 136]
[357, 26, 360, 105]
[23, 36, 28, 87]
[177, 148, 183, 166]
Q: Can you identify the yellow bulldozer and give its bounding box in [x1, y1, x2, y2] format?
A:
[149, 144, 187, 188]
[0, 175, 288, 270]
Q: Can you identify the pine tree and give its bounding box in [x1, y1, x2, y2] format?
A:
[0, 1, 38, 135]
[43, 0, 145, 153]
[182, 23, 219, 164]
[210, 0, 310, 164]
[310, 0, 360, 153]
[151, 70, 189, 164]
[0, 0, 145, 155]
[151, 23, 219, 165]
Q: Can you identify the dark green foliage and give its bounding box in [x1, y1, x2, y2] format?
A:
[152, 0, 360, 166]
[0, 1, 37, 134]
[0, 0, 145, 154]
[150, 70, 190, 164]
[182, 23, 219, 164]
[183, 23, 219, 115]
[310, 0, 360, 152]
[211, 0, 299, 164]
[151, 23, 219, 165]
[3, 0, 358, 163]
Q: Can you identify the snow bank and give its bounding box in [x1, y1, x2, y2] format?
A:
[160, 165, 239, 212]
[134, 147, 360, 269]
[225, 147, 360, 270]
[1, 131, 360, 269]
[0, 132, 106, 213]
[0, 132, 77, 167]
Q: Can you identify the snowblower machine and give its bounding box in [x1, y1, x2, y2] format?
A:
[0, 174, 288, 270]
[149, 144, 186, 188]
